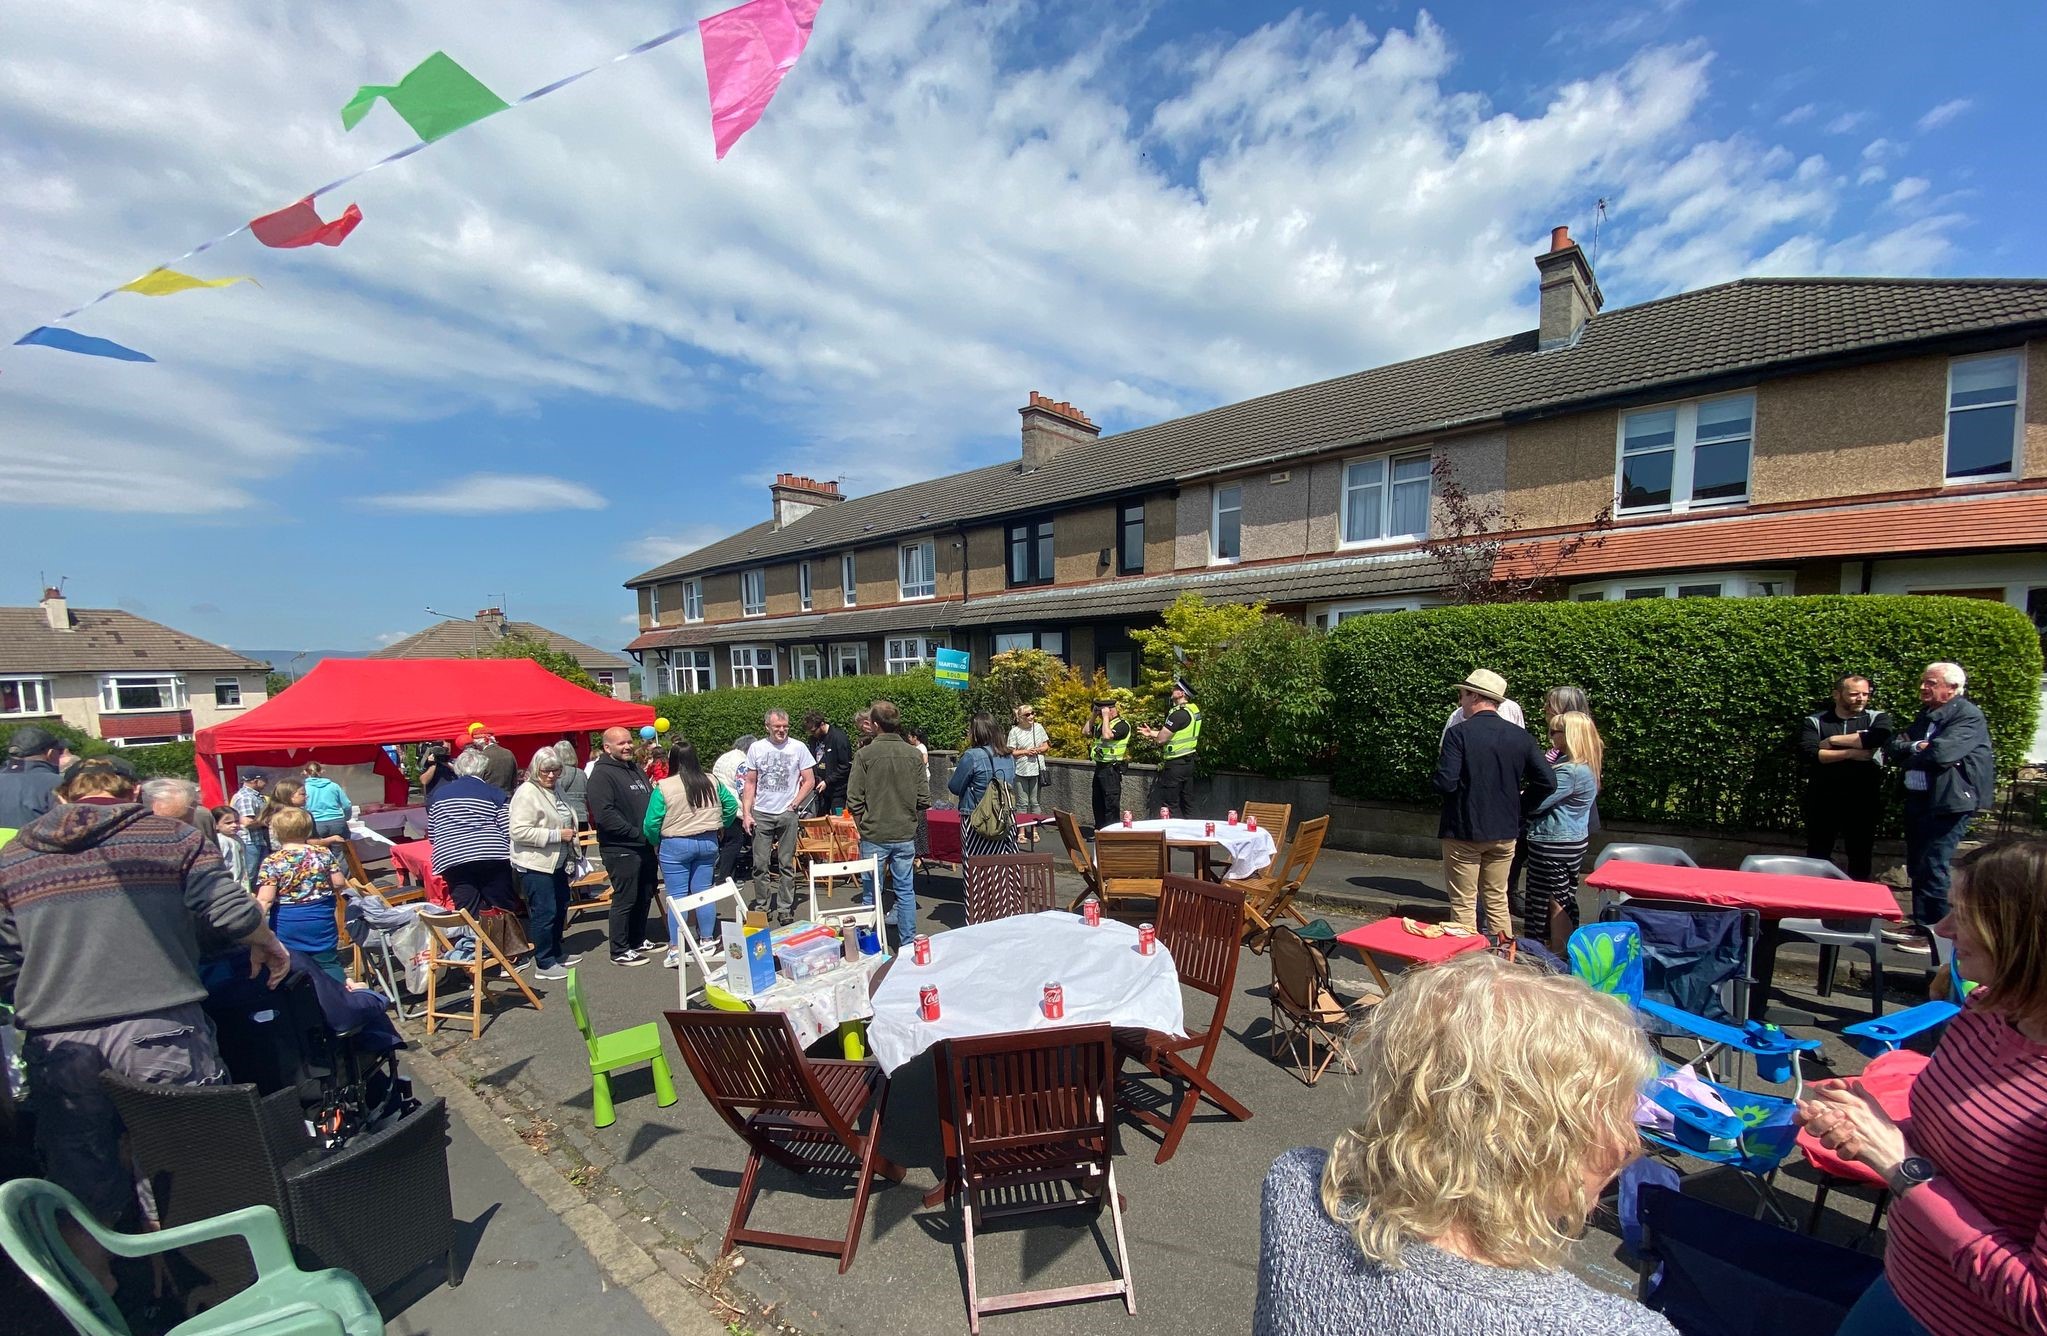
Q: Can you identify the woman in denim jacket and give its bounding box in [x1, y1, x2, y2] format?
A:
[1523, 711, 1602, 951]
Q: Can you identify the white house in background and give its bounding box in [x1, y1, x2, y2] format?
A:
[369, 606, 635, 699]
[0, 588, 269, 745]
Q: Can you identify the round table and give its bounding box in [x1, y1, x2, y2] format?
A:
[866, 911, 1187, 1074]
[1108, 817, 1277, 880]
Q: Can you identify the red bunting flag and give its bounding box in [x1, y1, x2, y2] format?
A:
[249, 197, 364, 249]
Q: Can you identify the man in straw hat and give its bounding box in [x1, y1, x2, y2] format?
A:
[1433, 668, 1555, 935]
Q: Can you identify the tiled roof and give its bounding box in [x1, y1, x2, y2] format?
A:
[625, 551, 1443, 649]
[1498, 486, 2047, 581]
[368, 619, 630, 669]
[627, 278, 2047, 586]
[0, 606, 266, 674]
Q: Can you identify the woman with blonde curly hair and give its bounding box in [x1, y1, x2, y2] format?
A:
[1255, 951, 1671, 1335]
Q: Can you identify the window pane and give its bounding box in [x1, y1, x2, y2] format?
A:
[1215, 485, 1242, 560]
[214, 679, 241, 707]
[1691, 438, 1750, 501]
[1389, 476, 1429, 537]
[1345, 480, 1383, 543]
[1041, 631, 1064, 657]
[1008, 531, 1029, 585]
[1676, 583, 1722, 598]
[1948, 403, 2018, 477]
[1120, 509, 1144, 572]
[994, 632, 1030, 654]
[1951, 354, 2020, 409]
[1623, 408, 1677, 451]
[1624, 587, 1666, 600]
[1695, 397, 1753, 440]
[1391, 454, 1432, 485]
[1621, 450, 1674, 509]
[1104, 651, 1134, 688]
[1034, 524, 1054, 582]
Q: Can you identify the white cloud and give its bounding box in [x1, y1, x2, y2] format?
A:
[373, 631, 408, 646]
[622, 524, 740, 569]
[0, 2, 1973, 520]
[1862, 137, 1902, 162]
[1858, 165, 1887, 185]
[1777, 103, 1816, 126]
[1890, 177, 1930, 205]
[1917, 98, 1973, 131]
[369, 473, 606, 514]
[1824, 110, 1869, 134]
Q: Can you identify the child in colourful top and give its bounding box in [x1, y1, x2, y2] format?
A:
[255, 805, 348, 980]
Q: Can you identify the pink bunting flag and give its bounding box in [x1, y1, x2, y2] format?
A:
[700, 0, 823, 160]
[249, 197, 364, 249]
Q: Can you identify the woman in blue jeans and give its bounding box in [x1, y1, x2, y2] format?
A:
[644, 739, 739, 968]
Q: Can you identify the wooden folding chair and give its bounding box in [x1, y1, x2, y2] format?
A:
[800, 816, 867, 902]
[796, 816, 837, 882]
[663, 1008, 905, 1273]
[1269, 925, 1370, 1086]
[566, 830, 613, 926]
[1092, 830, 1166, 918]
[416, 907, 543, 1039]
[1116, 875, 1252, 1164]
[943, 1025, 1135, 1334]
[962, 853, 1059, 925]
[1051, 809, 1101, 906]
[1237, 814, 1327, 951]
[1241, 801, 1293, 870]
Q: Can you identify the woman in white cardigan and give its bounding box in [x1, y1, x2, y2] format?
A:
[510, 748, 579, 980]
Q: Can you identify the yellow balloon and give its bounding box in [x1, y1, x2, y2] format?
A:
[654, 717, 671, 733]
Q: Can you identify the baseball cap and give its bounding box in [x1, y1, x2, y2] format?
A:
[6, 725, 59, 758]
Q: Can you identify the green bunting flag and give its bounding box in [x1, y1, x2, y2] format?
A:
[341, 51, 509, 142]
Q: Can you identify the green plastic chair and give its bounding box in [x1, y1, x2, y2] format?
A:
[566, 967, 679, 1128]
[0, 1177, 381, 1335]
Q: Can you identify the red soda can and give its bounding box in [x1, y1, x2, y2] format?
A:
[1159, 806, 1170, 820]
[1205, 821, 1215, 837]
[1227, 809, 1239, 825]
[1138, 923, 1157, 956]
[1082, 897, 1101, 927]
[1247, 814, 1258, 832]
[913, 934, 931, 965]
[1043, 982, 1064, 1019]
[919, 984, 940, 1021]
[1122, 809, 1133, 827]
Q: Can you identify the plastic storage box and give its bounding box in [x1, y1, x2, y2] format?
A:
[775, 934, 842, 982]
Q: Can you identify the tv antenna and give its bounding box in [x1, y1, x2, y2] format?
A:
[1591, 198, 1609, 260]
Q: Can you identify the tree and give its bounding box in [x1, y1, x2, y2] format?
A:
[964, 648, 1066, 724]
[1199, 617, 1335, 776]
[465, 635, 603, 693]
[265, 672, 292, 698]
[1423, 455, 1612, 603]
[1129, 593, 1268, 713]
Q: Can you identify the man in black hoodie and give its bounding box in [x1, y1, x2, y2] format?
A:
[586, 726, 658, 966]
[806, 710, 853, 816]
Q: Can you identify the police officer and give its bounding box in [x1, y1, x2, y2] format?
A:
[1082, 698, 1131, 833]
[1144, 678, 1202, 817]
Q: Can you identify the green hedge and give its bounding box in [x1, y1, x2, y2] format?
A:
[649, 668, 966, 757]
[0, 720, 197, 780]
[1326, 595, 2042, 833]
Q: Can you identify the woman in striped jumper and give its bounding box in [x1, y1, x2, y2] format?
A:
[1800, 838, 2047, 1336]
[1522, 711, 1601, 952]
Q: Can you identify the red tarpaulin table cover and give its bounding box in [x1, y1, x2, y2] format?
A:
[1581, 861, 1904, 921]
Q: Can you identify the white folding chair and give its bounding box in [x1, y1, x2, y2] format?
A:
[669, 880, 750, 1008]
[807, 857, 887, 955]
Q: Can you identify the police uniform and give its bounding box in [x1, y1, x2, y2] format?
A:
[1088, 708, 1131, 832]
[1151, 695, 1202, 818]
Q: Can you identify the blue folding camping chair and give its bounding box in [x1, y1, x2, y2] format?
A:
[1635, 1183, 1884, 1336]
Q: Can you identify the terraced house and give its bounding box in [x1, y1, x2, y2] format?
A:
[624, 227, 2047, 693]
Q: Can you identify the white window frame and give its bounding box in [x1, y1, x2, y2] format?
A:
[729, 644, 777, 687]
[0, 676, 53, 717]
[1211, 483, 1242, 564]
[1569, 569, 1794, 601]
[841, 553, 858, 607]
[213, 677, 243, 709]
[593, 671, 617, 696]
[648, 583, 661, 626]
[1307, 597, 1427, 630]
[98, 673, 187, 713]
[885, 636, 944, 675]
[1945, 349, 2025, 483]
[683, 579, 703, 623]
[831, 642, 868, 677]
[899, 539, 936, 601]
[1339, 450, 1433, 547]
[109, 734, 188, 748]
[673, 649, 714, 693]
[740, 568, 766, 617]
[1614, 391, 1756, 515]
[799, 561, 813, 612]
[993, 629, 1066, 659]
[792, 647, 824, 680]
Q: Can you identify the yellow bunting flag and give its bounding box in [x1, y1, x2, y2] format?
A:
[118, 269, 258, 297]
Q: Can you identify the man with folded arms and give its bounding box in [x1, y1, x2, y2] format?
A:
[1434, 669, 1554, 936]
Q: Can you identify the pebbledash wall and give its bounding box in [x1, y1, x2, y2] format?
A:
[926, 753, 1881, 874]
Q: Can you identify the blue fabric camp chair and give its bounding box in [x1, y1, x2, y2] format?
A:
[1635, 1183, 1883, 1336]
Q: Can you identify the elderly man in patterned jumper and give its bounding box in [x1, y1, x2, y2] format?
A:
[0, 756, 288, 1275]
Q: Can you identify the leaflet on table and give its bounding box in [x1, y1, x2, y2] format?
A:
[721, 919, 777, 998]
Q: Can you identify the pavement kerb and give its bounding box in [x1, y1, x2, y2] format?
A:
[402, 1031, 735, 1336]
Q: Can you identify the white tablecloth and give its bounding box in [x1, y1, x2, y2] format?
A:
[867, 911, 1187, 1073]
[746, 954, 888, 1050]
[1110, 817, 1277, 880]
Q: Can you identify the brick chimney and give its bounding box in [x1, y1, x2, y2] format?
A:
[1535, 224, 1603, 351]
[769, 473, 843, 529]
[1019, 392, 1098, 467]
[474, 607, 508, 636]
[40, 587, 71, 633]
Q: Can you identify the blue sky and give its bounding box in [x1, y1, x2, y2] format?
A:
[3, 1, 2040, 659]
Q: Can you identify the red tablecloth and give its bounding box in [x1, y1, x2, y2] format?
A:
[924, 808, 962, 865]
[1796, 1049, 1926, 1183]
[1582, 861, 1903, 921]
[388, 838, 452, 909]
[1336, 918, 1490, 966]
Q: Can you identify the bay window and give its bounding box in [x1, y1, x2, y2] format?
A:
[886, 636, 944, 674]
[99, 674, 186, 712]
[729, 645, 776, 687]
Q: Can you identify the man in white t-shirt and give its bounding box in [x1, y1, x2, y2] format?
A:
[740, 710, 816, 923]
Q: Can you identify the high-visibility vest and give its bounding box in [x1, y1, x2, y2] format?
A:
[1164, 702, 1203, 760]
[1091, 720, 1129, 763]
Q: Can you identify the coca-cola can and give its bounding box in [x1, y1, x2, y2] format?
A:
[1247, 815, 1258, 832]
[1082, 898, 1101, 927]
[1122, 809, 1133, 827]
[919, 984, 940, 1021]
[1158, 806, 1170, 820]
[1138, 923, 1157, 956]
[1204, 821, 1216, 837]
[913, 934, 931, 965]
[1043, 982, 1064, 1019]
[1227, 809, 1239, 825]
